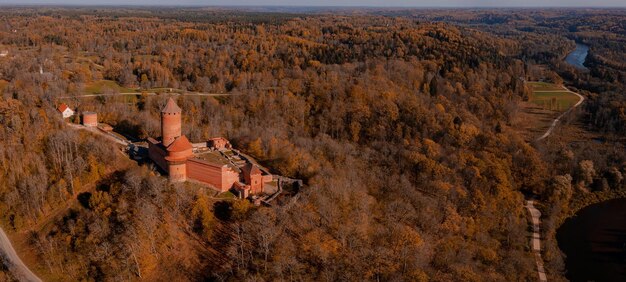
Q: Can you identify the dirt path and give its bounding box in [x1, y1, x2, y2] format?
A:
[66, 123, 129, 146]
[522, 85, 585, 281]
[57, 92, 240, 99]
[535, 86, 585, 141]
[0, 123, 127, 282]
[525, 200, 548, 282]
[0, 227, 42, 282]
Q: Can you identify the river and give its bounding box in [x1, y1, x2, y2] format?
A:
[557, 198, 626, 282]
[565, 43, 589, 71]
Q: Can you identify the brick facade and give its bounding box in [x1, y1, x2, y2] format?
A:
[148, 98, 271, 195]
[187, 159, 240, 192]
[161, 98, 182, 147]
[82, 112, 97, 127]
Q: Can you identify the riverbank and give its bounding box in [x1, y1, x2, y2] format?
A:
[564, 43, 589, 71]
[560, 188, 626, 226]
[557, 197, 626, 281]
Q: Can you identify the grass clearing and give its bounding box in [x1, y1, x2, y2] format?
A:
[217, 191, 237, 199]
[528, 81, 564, 91]
[84, 80, 138, 94]
[0, 79, 8, 90]
[514, 81, 583, 141]
[531, 91, 580, 111]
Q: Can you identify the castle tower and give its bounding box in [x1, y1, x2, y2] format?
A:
[161, 98, 182, 147]
[243, 163, 264, 194]
[165, 135, 193, 182]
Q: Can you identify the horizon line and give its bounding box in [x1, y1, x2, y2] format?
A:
[0, 4, 626, 8]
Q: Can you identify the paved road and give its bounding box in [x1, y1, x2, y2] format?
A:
[0, 227, 42, 282]
[535, 87, 585, 141]
[525, 200, 548, 282]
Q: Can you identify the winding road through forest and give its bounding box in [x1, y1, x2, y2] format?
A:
[526, 85, 585, 282]
[0, 227, 42, 282]
[525, 200, 548, 282]
[535, 87, 585, 141]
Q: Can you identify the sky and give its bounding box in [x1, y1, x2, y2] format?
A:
[0, 0, 624, 7]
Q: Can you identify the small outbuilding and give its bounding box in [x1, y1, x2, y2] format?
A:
[82, 112, 97, 127]
[233, 182, 251, 199]
[57, 103, 74, 119]
[208, 137, 232, 151]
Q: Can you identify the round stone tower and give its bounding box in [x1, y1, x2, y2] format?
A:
[165, 135, 194, 182]
[82, 111, 98, 127]
[161, 98, 182, 147]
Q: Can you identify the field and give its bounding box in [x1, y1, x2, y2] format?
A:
[528, 82, 580, 112]
[528, 81, 563, 91]
[0, 79, 8, 90]
[531, 91, 580, 111]
[513, 82, 582, 141]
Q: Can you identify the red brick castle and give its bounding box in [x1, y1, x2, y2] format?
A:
[148, 98, 271, 196]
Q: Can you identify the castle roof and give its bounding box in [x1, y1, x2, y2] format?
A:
[167, 135, 193, 152]
[162, 98, 181, 113]
[242, 162, 262, 176]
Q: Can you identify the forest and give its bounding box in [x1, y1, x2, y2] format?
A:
[0, 7, 624, 281]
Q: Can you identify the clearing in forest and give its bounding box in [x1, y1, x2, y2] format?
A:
[514, 82, 581, 141]
[531, 91, 580, 111]
[528, 81, 562, 91]
[528, 82, 580, 111]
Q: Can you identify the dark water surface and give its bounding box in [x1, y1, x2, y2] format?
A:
[565, 43, 589, 71]
[557, 198, 626, 282]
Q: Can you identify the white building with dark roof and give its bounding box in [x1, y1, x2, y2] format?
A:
[57, 103, 74, 119]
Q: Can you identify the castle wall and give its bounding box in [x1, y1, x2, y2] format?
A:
[222, 167, 240, 192]
[249, 174, 263, 194]
[168, 162, 187, 182]
[148, 138, 168, 172]
[166, 148, 193, 161]
[262, 174, 273, 183]
[187, 158, 239, 192]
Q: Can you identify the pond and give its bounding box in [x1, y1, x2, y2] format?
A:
[565, 43, 589, 71]
[557, 198, 626, 281]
